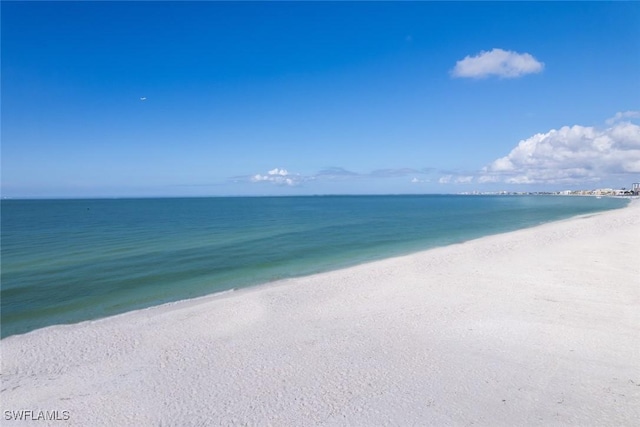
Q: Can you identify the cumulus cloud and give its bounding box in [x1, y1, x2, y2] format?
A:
[452, 48, 544, 79]
[481, 116, 640, 184]
[606, 110, 640, 125]
[251, 168, 301, 186]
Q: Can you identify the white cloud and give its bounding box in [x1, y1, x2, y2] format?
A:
[477, 175, 500, 184]
[251, 168, 300, 186]
[452, 48, 544, 79]
[455, 176, 474, 184]
[245, 166, 437, 187]
[410, 177, 431, 184]
[606, 110, 640, 125]
[438, 174, 474, 185]
[481, 119, 640, 184]
[267, 168, 289, 176]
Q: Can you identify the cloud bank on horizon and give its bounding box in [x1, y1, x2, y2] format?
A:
[243, 167, 434, 187]
[245, 112, 640, 189]
[452, 48, 544, 79]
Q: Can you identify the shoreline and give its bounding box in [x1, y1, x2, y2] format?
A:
[2, 198, 632, 340]
[2, 200, 639, 425]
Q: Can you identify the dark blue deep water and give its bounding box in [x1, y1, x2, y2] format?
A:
[1, 195, 628, 337]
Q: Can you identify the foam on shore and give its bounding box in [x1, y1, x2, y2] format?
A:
[2, 201, 639, 426]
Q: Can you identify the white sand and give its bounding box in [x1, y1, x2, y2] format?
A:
[2, 200, 639, 426]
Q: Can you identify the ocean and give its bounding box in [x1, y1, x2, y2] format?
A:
[0, 195, 628, 338]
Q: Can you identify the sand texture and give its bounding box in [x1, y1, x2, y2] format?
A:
[2, 200, 639, 426]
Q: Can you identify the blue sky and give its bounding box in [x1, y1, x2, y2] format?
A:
[3, 1, 639, 197]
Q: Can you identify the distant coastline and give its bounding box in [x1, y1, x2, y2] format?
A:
[459, 187, 640, 197]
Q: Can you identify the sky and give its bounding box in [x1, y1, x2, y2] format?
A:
[2, 1, 640, 198]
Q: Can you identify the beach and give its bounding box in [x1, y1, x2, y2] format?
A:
[2, 200, 639, 426]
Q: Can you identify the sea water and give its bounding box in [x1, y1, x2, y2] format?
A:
[0, 195, 628, 337]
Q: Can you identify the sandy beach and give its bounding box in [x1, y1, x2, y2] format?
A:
[2, 200, 639, 426]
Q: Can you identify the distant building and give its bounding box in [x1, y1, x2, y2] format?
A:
[633, 183, 640, 195]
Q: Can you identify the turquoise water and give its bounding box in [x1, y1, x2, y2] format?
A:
[1, 195, 628, 337]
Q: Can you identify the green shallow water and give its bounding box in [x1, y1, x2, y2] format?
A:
[1, 195, 628, 337]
